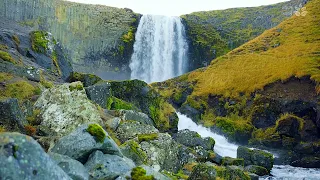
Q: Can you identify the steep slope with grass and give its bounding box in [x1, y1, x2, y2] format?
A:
[182, 0, 308, 70]
[154, 0, 320, 166]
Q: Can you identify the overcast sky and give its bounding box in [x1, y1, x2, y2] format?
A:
[67, 0, 290, 16]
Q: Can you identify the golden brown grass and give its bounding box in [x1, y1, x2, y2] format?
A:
[186, 0, 320, 97]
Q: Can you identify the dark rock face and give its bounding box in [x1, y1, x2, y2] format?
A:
[85, 82, 112, 108]
[0, 133, 71, 180]
[84, 150, 135, 180]
[50, 124, 122, 163]
[0, 98, 27, 132]
[173, 129, 215, 151]
[291, 156, 320, 168]
[0, 0, 140, 80]
[237, 146, 274, 172]
[49, 153, 89, 180]
[276, 116, 302, 138]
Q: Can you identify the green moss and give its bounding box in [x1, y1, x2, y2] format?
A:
[0, 72, 13, 82]
[221, 157, 244, 166]
[276, 113, 304, 131]
[12, 34, 20, 46]
[131, 167, 155, 180]
[0, 44, 8, 50]
[0, 50, 16, 64]
[68, 72, 102, 87]
[106, 96, 136, 110]
[1, 81, 37, 102]
[162, 170, 188, 180]
[87, 124, 106, 143]
[122, 27, 135, 43]
[137, 133, 159, 143]
[26, 109, 41, 126]
[120, 140, 147, 164]
[30, 31, 49, 53]
[40, 71, 54, 88]
[69, 83, 84, 91]
[51, 50, 61, 75]
[214, 115, 253, 138]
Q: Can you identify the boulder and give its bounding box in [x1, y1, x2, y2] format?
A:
[221, 157, 244, 167]
[116, 121, 159, 143]
[276, 115, 303, 138]
[244, 165, 269, 176]
[120, 140, 147, 166]
[0, 133, 71, 180]
[173, 129, 215, 151]
[0, 98, 27, 132]
[188, 163, 217, 180]
[139, 133, 181, 172]
[50, 124, 122, 163]
[132, 165, 171, 180]
[49, 152, 89, 180]
[34, 82, 103, 136]
[291, 156, 320, 168]
[85, 82, 112, 108]
[84, 150, 135, 180]
[115, 109, 155, 126]
[237, 146, 274, 172]
[68, 72, 102, 87]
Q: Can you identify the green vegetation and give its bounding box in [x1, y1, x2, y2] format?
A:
[122, 27, 135, 43]
[12, 34, 20, 46]
[87, 124, 106, 143]
[276, 113, 304, 131]
[69, 83, 84, 91]
[30, 31, 49, 53]
[120, 140, 147, 163]
[0, 126, 6, 132]
[131, 167, 155, 180]
[0, 72, 13, 82]
[0, 44, 8, 50]
[51, 50, 61, 75]
[26, 109, 41, 126]
[137, 133, 159, 143]
[0, 81, 38, 102]
[40, 71, 54, 88]
[221, 157, 244, 166]
[68, 72, 102, 87]
[0, 50, 16, 64]
[106, 96, 137, 110]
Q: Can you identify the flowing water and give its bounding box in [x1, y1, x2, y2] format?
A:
[130, 15, 188, 83]
[177, 112, 320, 180]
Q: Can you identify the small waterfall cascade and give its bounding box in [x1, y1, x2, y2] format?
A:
[130, 15, 188, 83]
[177, 112, 320, 180]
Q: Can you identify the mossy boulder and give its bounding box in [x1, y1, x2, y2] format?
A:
[131, 167, 155, 180]
[120, 140, 147, 165]
[291, 155, 320, 168]
[237, 146, 274, 172]
[188, 163, 217, 180]
[275, 114, 304, 138]
[0, 98, 27, 132]
[244, 165, 269, 176]
[173, 129, 215, 151]
[68, 72, 102, 87]
[221, 157, 244, 167]
[87, 123, 106, 143]
[109, 79, 178, 133]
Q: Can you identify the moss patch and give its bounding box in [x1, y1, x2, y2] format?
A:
[131, 167, 155, 180]
[69, 83, 84, 91]
[0, 50, 16, 64]
[138, 133, 159, 143]
[12, 34, 20, 46]
[0, 81, 37, 102]
[0, 72, 13, 82]
[27, 109, 41, 126]
[106, 96, 137, 111]
[87, 124, 106, 143]
[30, 31, 49, 53]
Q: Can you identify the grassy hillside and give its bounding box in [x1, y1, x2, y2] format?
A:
[182, 0, 309, 70]
[185, 0, 320, 97]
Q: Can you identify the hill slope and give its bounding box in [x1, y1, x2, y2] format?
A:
[154, 0, 320, 166]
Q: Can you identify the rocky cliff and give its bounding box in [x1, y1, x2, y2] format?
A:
[182, 0, 308, 70]
[0, 0, 139, 80]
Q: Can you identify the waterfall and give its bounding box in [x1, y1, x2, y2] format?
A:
[177, 112, 320, 180]
[130, 15, 188, 83]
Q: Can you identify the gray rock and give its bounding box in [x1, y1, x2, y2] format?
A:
[188, 163, 217, 180]
[244, 165, 269, 176]
[85, 82, 112, 108]
[0, 60, 41, 82]
[0, 133, 71, 180]
[84, 150, 135, 180]
[0, 98, 27, 132]
[120, 140, 147, 166]
[49, 152, 89, 180]
[140, 165, 172, 180]
[117, 110, 155, 126]
[248, 173, 259, 180]
[50, 124, 122, 163]
[173, 129, 215, 151]
[237, 146, 274, 172]
[116, 121, 159, 143]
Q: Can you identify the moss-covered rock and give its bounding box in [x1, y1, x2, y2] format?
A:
[109, 79, 178, 133]
[87, 123, 106, 143]
[120, 140, 147, 165]
[221, 157, 244, 167]
[188, 163, 217, 180]
[244, 165, 269, 176]
[275, 114, 304, 138]
[0, 50, 16, 64]
[237, 146, 274, 172]
[138, 133, 159, 143]
[131, 167, 155, 180]
[173, 129, 215, 151]
[0, 80, 39, 102]
[68, 72, 102, 87]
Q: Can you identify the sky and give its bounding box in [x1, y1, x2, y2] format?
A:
[67, 0, 290, 16]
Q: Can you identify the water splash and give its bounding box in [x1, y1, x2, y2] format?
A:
[130, 15, 188, 83]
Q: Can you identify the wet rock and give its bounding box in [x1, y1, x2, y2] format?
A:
[116, 121, 159, 143]
[0, 133, 71, 180]
[237, 146, 274, 172]
[84, 150, 135, 180]
[291, 156, 320, 168]
[0, 98, 27, 132]
[34, 82, 103, 136]
[173, 129, 215, 151]
[244, 165, 269, 176]
[188, 163, 217, 180]
[50, 124, 122, 164]
[49, 152, 89, 180]
[276, 115, 303, 138]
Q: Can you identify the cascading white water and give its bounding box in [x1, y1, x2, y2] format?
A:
[130, 15, 188, 83]
[177, 112, 320, 180]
